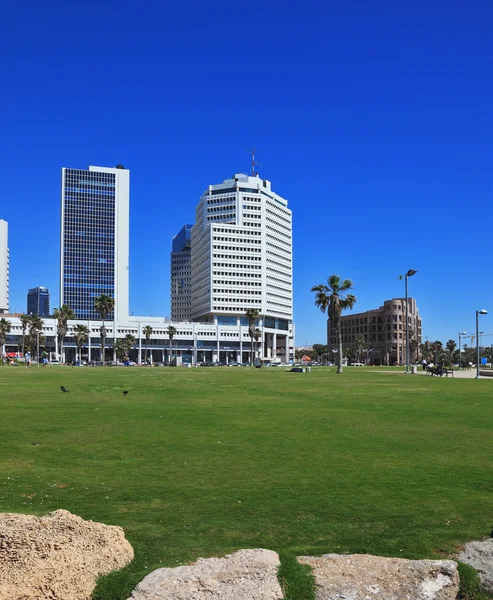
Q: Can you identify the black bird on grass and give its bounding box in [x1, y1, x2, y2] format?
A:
[60, 386, 70, 393]
[123, 390, 129, 395]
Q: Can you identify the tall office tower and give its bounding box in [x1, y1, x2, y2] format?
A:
[27, 286, 50, 317]
[191, 173, 292, 326]
[61, 165, 129, 321]
[0, 220, 9, 314]
[170, 224, 192, 321]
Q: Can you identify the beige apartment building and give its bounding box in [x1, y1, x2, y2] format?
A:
[327, 298, 422, 365]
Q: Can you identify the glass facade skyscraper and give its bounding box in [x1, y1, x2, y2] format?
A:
[27, 286, 50, 317]
[171, 224, 192, 321]
[60, 166, 129, 321]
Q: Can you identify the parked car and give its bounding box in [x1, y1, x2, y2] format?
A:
[350, 362, 366, 367]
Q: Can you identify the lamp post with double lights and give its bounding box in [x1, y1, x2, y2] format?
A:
[401, 269, 418, 373]
[458, 332, 467, 370]
[476, 310, 487, 378]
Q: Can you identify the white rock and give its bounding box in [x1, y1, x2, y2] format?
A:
[126, 548, 283, 600]
[297, 553, 459, 600]
[458, 538, 493, 592]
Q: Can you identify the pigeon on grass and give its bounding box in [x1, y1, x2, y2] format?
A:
[60, 386, 70, 393]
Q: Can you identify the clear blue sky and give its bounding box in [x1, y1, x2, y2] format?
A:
[1, 0, 492, 345]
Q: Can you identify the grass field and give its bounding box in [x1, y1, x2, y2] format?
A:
[1, 366, 493, 599]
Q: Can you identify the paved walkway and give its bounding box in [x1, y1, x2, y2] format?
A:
[415, 369, 492, 379]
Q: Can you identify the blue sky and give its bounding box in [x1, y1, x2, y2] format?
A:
[1, 0, 492, 345]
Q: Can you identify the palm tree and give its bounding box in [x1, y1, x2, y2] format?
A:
[123, 334, 135, 360]
[53, 305, 76, 363]
[114, 338, 127, 361]
[254, 327, 262, 363]
[73, 324, 89, 363]
[143, 325, 153, 364]
[94, 295, 115, 365]
[167, 325, 177, 364]
[430, 340, 443, 363]
[312, 275, 356, 374]
[446, 339, 456, 366]
[27, 315, 44, 361]
[245, 309, 260, 366]
[354, 334, 365, 363]
[20, 314, 30, 358]
[0, 318, 12, 362]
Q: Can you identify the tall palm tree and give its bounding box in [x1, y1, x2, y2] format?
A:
[311, 275, 356, 374]
[445, 339, 456, 366]
[245, 309, 260, 366]
[143, 325, 153, 364]
[114, 338, 127, 361]
[167, 325, 177, 364]
[254, 327, 262, 363]
[53, 305, 76, 364]
[73, 324, 89, 363]
[27, 315, 44, 361]
[20, 314, 30, 358]
[94, 295, 115, 365]
[0, 318, 12, 362]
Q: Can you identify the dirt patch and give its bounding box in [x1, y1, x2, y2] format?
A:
[0, 509, 133, 600]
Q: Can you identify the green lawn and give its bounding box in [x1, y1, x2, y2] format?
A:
[1, 366, 492, 599]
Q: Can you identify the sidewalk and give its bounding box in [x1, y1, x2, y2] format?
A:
[416, 368, 492, 379]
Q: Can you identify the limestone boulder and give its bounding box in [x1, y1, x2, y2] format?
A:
[297, 553, 459, 600]
[126, 548, 283, 600]
[458, 538, 493, 592]
[0, 509, 134, 600]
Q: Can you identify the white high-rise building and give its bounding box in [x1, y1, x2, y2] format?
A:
[191, 173, 293, 360]
[60, 165, 129, 321]
[0, 220, 9, 314]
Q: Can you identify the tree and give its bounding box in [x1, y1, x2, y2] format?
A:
[167, 325, 177, 363]
[26, 315, 44, 360]
[445, 339, 457, 366]
[354, 334, 365, 362]
[53, 305, 76, 363]
[245, 309, 260, 366]
[114, 338, 127, 361]
[312, 344, 327, 362]
[430, 340, 443, 363]
[0, 318, 12, 361]
[143, 325, 153, 364]
[295, 349, 304, 361]
[123, 334, 135, 359]
[20, 314, 30, 358]
[94, 295, 115, 365]
[254, 327, 262, 362]
[311, 275, 356, 374]
[73, 324, 89, 363]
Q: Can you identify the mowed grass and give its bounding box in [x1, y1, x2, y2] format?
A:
[1, 366, 493, 598]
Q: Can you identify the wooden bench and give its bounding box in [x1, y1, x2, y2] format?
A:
[426, 366, 454, 377]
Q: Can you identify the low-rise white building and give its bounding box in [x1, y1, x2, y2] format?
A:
[2, 314, 294, 365]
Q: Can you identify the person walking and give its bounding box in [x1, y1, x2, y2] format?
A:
[25, 351, 31, 367]
[421, 358, 427, 371]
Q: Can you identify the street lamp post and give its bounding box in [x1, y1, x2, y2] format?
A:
[476, 310, 487, 379]
[458, 332, 467, 370]
[402, 269, 418, 373]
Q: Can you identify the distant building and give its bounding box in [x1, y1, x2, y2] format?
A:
[27, 287, 50, 317]
[327, 298, 422, 365]
[170, 224, 192, 321]
[0, 220, 9, 314]
[60, 165, 129, 321]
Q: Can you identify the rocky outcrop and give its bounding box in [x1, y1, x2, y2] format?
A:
[297, 553, 459, 600]
[126, 548, 283, 600]
[458, 538, 493, 592]
[0, 509, 134, 600]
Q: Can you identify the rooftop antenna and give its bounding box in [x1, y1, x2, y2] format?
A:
[251, 148, 262, 176]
